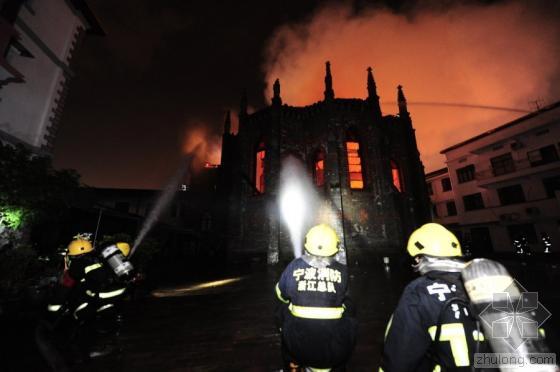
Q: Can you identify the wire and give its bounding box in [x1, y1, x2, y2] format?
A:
[383, 101, 531, 114]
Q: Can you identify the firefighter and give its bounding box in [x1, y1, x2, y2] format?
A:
[380, 223, 493, 372]
[275, 224, 356, 371]
[88, 242, 133, 358]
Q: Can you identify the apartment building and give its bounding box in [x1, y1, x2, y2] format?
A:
[426, 101, 560, 255]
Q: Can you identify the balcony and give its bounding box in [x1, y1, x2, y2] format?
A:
[457, 197, 560, 226]
[475, 158, 560, 188]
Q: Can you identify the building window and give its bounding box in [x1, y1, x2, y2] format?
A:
[543, 175, 560, 198]
[391, 160, 403, 192]
[497, 184, 525, 205]
[507, 224, 537, 244]
[441, 177, 452, 191]
[314, 150, 325, 187]
[426, 182, 433, 195]
[456, 164, 475, 183]
[255, 142, 265, 193]
[527, 145, 559, 167]
[463, 192, 484, 211]
[491, 153, 515, 176]
[346, 141, 364, 189]
[446, 201, 457, 216]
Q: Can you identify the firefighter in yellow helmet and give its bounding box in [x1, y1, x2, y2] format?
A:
[380, 223, 493, 371]
[87, 241, 136, 358]
[275, 224, 357, 371]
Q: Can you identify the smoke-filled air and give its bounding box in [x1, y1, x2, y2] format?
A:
[263, 1, 560, 172]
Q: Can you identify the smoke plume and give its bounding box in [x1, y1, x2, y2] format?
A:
[182, 125, 222, 169]
[263, 1, 560, 171]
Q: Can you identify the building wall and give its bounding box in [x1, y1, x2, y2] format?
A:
[223, 84, 430, 265]
[0, 0, 88, 152]
[427, 102, 560, 254]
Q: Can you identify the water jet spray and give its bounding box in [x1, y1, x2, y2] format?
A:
[130, 154, 193, 257]
[278, 157, 319, 258]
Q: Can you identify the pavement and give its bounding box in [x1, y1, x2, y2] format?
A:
[80, 263, 412, 371]
[10, 257, 559, 371]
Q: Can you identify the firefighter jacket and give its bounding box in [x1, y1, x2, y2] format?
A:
[381, 271, 493, 372]
[65, 254, 126, 319]
[275, 256, 356, 369]
[276, 256, 348, 319]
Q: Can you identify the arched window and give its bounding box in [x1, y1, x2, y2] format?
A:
[391, 159, 403, 192]
[346, 130, 364, 190]
[255, 141, 265, 193]
[314, 149, 325, 187]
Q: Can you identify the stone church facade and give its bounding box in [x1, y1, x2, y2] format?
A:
[220, 62, 430, 265]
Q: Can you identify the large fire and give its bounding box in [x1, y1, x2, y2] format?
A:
[262, 1, 560, 171]
[181, 126, 221, 170]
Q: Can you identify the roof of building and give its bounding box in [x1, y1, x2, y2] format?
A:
[69, 0, 105, 36]
[425, 167, 448, 178]
[440, 100, 560, 154]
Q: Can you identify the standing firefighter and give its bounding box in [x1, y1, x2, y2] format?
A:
[275, 224, 356, 371]
[380, 223, 493, 372]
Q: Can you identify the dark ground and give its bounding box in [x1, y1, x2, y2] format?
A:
[3, 257, 560, 371]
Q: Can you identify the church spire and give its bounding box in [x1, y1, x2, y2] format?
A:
[223, 110, 231, 134]
[272, 78, 282, 106]
[324, 61, 334, 101]
[397, 85, 409, 117]
[367, 67, 382, 117]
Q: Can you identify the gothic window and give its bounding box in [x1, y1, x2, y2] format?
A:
[391, 160, 403, 192]
[346, 141, 364, 189]
[314, 149, 325, 187]
[255, 141, 265, 193]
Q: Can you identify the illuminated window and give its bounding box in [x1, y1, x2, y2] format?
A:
[346, 141, 363, 189]
[255, 142, 265, 193]
[391, 160, 403, 192]
[314, 150, 325, 187]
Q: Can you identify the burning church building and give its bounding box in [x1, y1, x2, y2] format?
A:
[220, 62, 430, 265]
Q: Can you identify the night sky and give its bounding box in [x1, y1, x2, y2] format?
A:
[53, 0, 560, 189]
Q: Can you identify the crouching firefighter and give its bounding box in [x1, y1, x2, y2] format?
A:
[275, 224, 357, 371]
[380, 223, 494, 372]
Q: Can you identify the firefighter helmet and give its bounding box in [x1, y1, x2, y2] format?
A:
[68, 239, 94, 256]
[304, 224, 339, 257]
[407, 223, 462, 258]
[116, 242, 131, 257]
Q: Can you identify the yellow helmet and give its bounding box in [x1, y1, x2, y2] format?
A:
[68, 239, 94, 256]
[407, 223, 462, 258]
[116, 242, 131, 257]
[304, 224, 339, 257]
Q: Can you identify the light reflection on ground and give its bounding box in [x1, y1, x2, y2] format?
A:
[151, 277, 244, 298]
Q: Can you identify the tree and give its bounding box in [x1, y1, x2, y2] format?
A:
[0, 143, 81, 249]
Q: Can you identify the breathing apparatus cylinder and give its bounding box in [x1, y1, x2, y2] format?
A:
[462, 258, 557, 372]
[100, 244, 134, 279]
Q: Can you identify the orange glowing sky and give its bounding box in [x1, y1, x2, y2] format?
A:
[262, 1, 560, 172]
